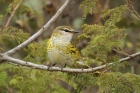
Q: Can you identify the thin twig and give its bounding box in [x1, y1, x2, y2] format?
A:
[113, 49, 130, 57]
[5, 0, 72, 56]
[6, 86, 12, 93]
[4, 0, 23, 28]
[1, 51, 140, 73]
[126, 0, 140, 19]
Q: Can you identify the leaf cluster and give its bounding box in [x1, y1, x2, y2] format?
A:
[9, 68, 69, 93]
[66, 72, 140, 93]
[98, 72, 140, 93]
[0, 63, 13, 92]
[0, 70, 7, 87]
[0, 27, 29, 52]
[80, 0, 98, 19]
[67, 73, 98, 93]
[79, 5, 127, 65]
[24, 40, 48, 63]
[7, 0, 37, 16]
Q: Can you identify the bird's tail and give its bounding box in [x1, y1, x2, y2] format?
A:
[73, 60, 90, 68]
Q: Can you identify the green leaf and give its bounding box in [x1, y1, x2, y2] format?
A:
[80, 0, 98, 19]
[0, 71, 7, 86]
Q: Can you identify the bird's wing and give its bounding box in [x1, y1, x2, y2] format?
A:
[67, 42, 90, 68]
[66, 42, 81, 59]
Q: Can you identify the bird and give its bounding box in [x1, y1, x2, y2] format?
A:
[47, 26, 90, 69]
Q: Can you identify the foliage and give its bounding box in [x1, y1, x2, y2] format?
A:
[0, 27, 29, 52]
[1, 27, 29, 43]
[24, 40, 48, 63]
[0, 15, 3, 20]
[80, 0, 98, 19]
[79, 5, 127, 65]
[0, 63, 13, 92]
[7, 0, 37, 16]
[98, 72, 140, 93]
[67, 73, 98, 93]
[9, 68, 69, 93]
[0, 71, 7, 86]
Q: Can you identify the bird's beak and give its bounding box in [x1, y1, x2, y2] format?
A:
[70, 30, 79, 33]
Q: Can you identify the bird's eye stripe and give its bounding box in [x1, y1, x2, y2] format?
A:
[63, 29, 69, 32]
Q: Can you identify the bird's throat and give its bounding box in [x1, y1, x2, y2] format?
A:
[51, 36, 72, 43]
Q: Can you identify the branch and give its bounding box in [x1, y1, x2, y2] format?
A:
[4, 0, 23, 28]
[1, 51, 140, 73]
[126, 0, 140, 19]
[5, 0, 72, 56]
[1, 54, 108, 73]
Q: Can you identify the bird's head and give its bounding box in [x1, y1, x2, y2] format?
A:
[52, 26, 79, 41]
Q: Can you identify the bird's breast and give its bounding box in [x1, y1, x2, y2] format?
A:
[47, 37, 73, 67]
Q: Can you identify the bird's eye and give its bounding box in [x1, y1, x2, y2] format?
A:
[63, 29, 69, 32]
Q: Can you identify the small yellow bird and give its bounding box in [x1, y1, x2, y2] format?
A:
[47, 26, 89, 69]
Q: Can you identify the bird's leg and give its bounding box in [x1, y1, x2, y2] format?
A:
[47, 63, 56, 70]
[61, 64, 66, 72]
[79, 65, 84, 71]
[52, 63, 57, 66]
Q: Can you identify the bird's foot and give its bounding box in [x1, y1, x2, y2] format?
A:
[47, 63, 56, 70]
[61, 64, 66, 72]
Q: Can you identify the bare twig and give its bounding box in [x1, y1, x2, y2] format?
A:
[5, 86, 12, 93]
[126, 0, 140, 19]
[5, 0, 72, 56]
[1, 51, 140, 73]
[4, 0, 23, 28]
[113, 49, 130, 57]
